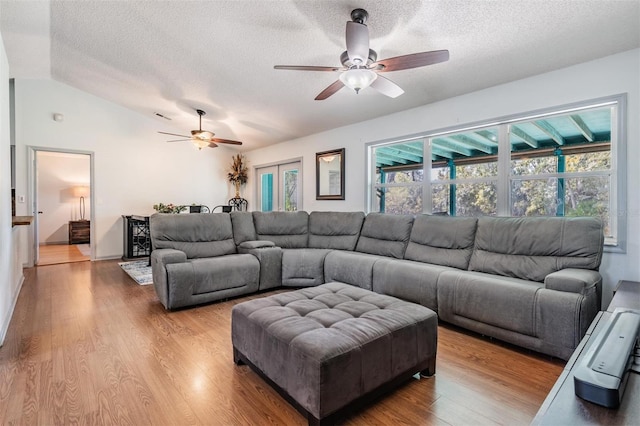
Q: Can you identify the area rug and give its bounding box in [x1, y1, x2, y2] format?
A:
[119, 260, 153, 285]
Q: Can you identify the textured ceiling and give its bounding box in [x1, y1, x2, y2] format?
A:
[1, 1, 639, 151]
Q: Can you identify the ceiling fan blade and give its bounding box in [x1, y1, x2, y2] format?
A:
[346, 21, 369, 65]
[274, 65, 341, 72]
[315, 80, 345, 100]
[211, 138, 243, 145]
[159, 131, 191, 138]
[377, 50, 449, 72]
[166, 139, 192, 142]
[370, 75, 404, 98]
[207, 142, 219, 148]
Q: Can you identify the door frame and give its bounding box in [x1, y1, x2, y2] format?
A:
[254, 157, 303, 212]
[28, 146, 95, 266]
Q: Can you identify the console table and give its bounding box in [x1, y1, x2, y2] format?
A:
[532, 280, 640, 425]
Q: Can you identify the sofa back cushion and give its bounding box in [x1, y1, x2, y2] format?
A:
[230, 212, 257, 245]
[150, 213, 237, 258]
[355, 213, 414, 259]
[468, 216, 604, 282]
[404, 215, 478, 269]
[252, 211, 309, 248]
[308, 211, 365, 250]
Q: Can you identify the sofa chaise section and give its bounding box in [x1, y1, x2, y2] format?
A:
[150, 213, 260, 309]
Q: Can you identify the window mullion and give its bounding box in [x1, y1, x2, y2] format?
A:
[497, 124, 511, 216]
[424, 138, 432, 214]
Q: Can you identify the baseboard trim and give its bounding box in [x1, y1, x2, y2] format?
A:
[0, 272, 25, 347]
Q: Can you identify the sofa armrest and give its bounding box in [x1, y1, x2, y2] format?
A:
[544, 269, 602, 296]
[238, 240, 276, 250]
[238, 243, 282, 290]
[152, 248, 188, 265]
[150, 249, 188, 309]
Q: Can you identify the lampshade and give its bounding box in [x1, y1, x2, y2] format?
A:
[339, 68, 378, 93]
[73, 185, 90, 198]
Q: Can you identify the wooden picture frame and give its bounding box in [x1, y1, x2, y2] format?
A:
[316, 148, 345, 200]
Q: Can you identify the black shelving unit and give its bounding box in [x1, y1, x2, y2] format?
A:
[122, 215, 150, 260]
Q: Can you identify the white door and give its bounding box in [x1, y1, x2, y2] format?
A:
[256, 161, 301, 211]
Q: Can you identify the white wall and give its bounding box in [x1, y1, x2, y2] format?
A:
[37, 151, 91, 244]
[0, 32, 24, 345]
[245, 49, 640, 308]
[13, 79, 237, 261]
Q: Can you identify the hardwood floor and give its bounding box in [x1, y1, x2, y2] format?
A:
[37, 244, 90, 266]
[0, 260, 565, 425]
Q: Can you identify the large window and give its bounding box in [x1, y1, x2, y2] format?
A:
[367, 96, 624, 248]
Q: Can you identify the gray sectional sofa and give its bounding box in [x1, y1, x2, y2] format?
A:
[149, 211, 604, 360]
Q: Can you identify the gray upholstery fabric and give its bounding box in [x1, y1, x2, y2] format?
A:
[355, 213, 414, 258]
[231, 282, 437, 420]
[230, 212, 257, 245]
[404, 215, 477, 269]
[436, 268, 600, 359]
[252, 211, 309, 248]
[150, 213, 260, 310]
[437, 270, 544, 336]
[544, 268, 602, 297]
[151, 249, 187, 309]
[238, 245, 282, 291]
[281, 248, 331, 287]
[324, 250, 385, 290]
[157, 254, 260, 309]
[468, 216, 604, 282]
[238, 240, 275, 249]
[373, 258, 454, 312]
[308, 211, 365, 250]
[150, 213, 237, 259]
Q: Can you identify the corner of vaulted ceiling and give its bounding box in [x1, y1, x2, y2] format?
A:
[0, 0, 51, 78]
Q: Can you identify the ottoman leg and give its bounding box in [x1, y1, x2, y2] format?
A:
[233, 347, 245, 366]
[420, 356, 437, 377]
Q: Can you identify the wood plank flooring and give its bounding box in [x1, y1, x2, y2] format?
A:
[0, 260, 565, 425]
[37, 244, 90, 266]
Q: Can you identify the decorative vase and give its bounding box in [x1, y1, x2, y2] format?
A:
[234, 181, 241, 198]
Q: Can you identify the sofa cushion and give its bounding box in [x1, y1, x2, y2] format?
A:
[150, 213, 237, 259]
[468, 216, 604, 282]
[355, 213, 414, 259]
[252, 211, 309, 248]
[324, 251, 385, 291]
[230, 212, 257, 245]
[404, 215, 477, 269]
[373, 258, 454, 312]
[308, 211, 365, 250]
[437, 270, 544, 336]
[282, 248, 331, 287]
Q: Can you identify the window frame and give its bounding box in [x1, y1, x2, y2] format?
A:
[365, 94, 627, 252]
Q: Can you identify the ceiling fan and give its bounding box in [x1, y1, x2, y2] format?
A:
[274, 8, 449, 100]
[159, 109, 243, 150]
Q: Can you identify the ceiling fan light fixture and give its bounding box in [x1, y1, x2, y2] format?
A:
[339, 68, 377, 93]
[193, 138, 210, 150]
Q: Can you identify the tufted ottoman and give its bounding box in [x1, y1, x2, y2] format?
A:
[231, 282, 438, 425]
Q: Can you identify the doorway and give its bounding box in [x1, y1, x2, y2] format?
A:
[29, 147, 94, 266]
[255, 160, 302, 212]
